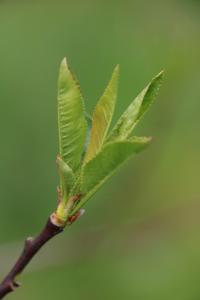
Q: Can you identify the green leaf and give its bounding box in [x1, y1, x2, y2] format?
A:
[107, 71, 164, 142]
[71, 137, 151, 214]
[58, 57, 87, 170]
[57, 156, 75, 203]
[84, 65, 119, 163]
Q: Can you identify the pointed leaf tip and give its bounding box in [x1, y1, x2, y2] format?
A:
[62, 57, 67, 64]
[84, 65, 119, 162]
[107, 70, 163, 142]
[114, 64, 120, 72]
[129, 136, 152, 152]
[60, 57, 68, 72]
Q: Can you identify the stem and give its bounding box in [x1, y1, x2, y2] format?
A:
[0, 214, 64, 299]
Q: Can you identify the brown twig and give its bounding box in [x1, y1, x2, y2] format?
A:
[0, 215, 64, 299]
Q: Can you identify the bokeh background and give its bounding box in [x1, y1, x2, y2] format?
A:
[0, 0, 200, 299]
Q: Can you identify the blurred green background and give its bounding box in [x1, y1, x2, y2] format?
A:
[0, 0, 200, 299]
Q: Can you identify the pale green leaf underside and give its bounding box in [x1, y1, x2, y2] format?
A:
[57, 156, 75, 203]
[58, 58, 87, 170]
[107, 71, 164, 142]
[71, 137, 151, 214]
[84, 65, 119, 163]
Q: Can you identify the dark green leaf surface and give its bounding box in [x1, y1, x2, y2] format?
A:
[71, 137, 151, 214]
[107, 71, 164, 142]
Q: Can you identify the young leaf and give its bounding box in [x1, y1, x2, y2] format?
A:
[57, 156, 75, 203]
[84, 65, 119, 163]
[58, 58, 87, 170]
[107, 71, 164, 142]
[71, 137, 151, 214]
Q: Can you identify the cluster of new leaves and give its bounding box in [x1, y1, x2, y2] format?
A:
[56, 58, 163, 222]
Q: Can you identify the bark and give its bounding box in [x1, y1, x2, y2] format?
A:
[0, 215, 64, 299]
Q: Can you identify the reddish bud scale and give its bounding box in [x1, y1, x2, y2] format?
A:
[67, 209, 85, 225]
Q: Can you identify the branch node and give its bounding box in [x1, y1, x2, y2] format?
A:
[13, 281, 21, 288]
[24, 237, 33, 251]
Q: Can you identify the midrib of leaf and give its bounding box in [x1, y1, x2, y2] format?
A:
[107, 70, 164, 142]
[84, 65, 119, 163]
[71, 137, 151, 215]
[58, 58, 87, 171]
[57, 157, 75, 203]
